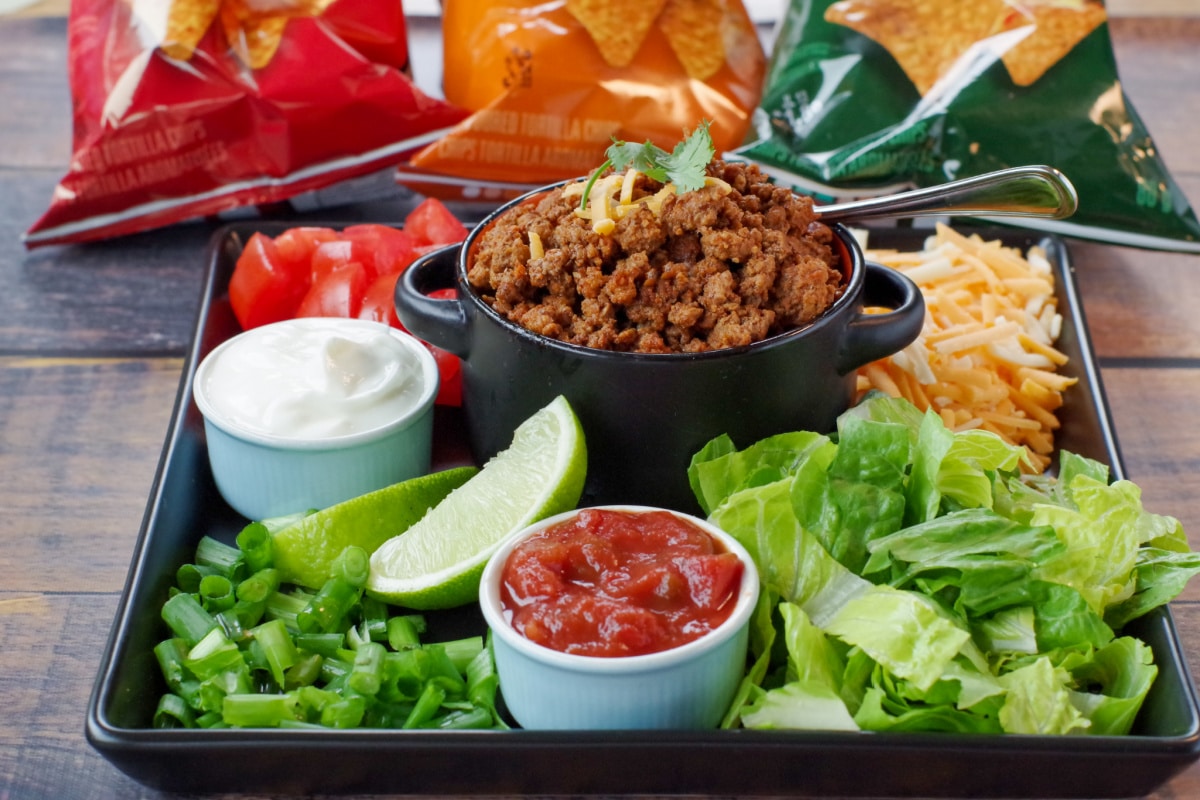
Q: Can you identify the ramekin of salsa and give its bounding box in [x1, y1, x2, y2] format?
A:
[479, 506, 759, 730]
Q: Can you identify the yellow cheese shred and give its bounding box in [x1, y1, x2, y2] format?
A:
[856, 223, 1078, 473]
[569, 172, 732, 234]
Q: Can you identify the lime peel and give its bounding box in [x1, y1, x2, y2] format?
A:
[366, 395, 587, 610]
[270, 465, 478, 590]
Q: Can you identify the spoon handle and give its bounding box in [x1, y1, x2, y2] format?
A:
[813, 165, 1078, 224]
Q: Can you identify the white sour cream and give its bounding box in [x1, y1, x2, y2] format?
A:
[197, 318, 432, 440]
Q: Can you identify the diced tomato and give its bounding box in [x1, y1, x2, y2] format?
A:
[273, 226, 338, 268]
[342, 224, 417, 277]
[295, 261, 369, 319]
[358, 272, 402, 328]
[228, 205, 469, 403]
[311, 240, 357, 283]
[426, 343, 462, 406]
[229, 232, 311, 330]
[417, 287, 463, 405]
[405, 198, 468, 248]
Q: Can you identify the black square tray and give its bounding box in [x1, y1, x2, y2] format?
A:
[86, 222, 1200, 797]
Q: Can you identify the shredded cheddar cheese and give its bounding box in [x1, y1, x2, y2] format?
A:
[568, 172, 733, 234]
[856, 223, 1077, 473]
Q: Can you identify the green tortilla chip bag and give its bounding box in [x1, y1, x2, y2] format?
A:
[735, 0, 1200, 252]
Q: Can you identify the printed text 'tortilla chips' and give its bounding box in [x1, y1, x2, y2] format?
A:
[566, 0, 669, 68]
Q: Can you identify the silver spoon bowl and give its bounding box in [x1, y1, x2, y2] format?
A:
[811, 165, 1077, 224]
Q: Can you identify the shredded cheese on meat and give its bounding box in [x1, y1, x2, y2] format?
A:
[567, 172, 733, 234]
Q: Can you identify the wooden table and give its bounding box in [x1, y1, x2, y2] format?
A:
[3, 10, 1200, 800]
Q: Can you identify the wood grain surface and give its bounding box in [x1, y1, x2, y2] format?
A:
[3, 11, 1200, 800]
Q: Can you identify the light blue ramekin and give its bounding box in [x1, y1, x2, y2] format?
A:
[479, 505, 760, 730]
[193, 319, 440, 521]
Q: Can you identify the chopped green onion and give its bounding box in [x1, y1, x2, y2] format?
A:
[424, 645, 467, 695]
[294, 632, 345, 658]
[297, 577, 359, 634]
[440, 636, 485, 674]
[198, 574, 235, 613]
[402, 682, 447, 729]
[184, 628, 243, 680]
[161, 592, 218, 646]
[284, 652, 323, 689]
[251, 618, 299, 688]
[436, 706, 495, 730]
[176, 563, 220, 593]
[319, 656, 353, 686]
[195, 710, 226, 728]
[235, 522, 274, 574]
[320, 695, 367, 729]
[331, 545, 370, 588]
[360, 596, 389, 642]
[154, 638, 190, 692]
[156, 534, 505, 730]
[198, 665, 252, 713]
[153, 693, 195, 728]
[194, 535, 245, 582]
[265, 588, 311, 629]
[386, 615, 423, 651]
[348, 641, 386, 696]
[237, 568, 280, 604]
[222, 693, 302, 728]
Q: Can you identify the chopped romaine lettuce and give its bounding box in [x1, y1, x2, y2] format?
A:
[690, 394, 1195, 736]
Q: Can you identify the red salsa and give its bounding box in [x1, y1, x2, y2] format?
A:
[499, 508, 745, 657]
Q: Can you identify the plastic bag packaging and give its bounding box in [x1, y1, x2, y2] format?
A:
[399, 0, 767, 202]
[24, 0, 468, 248]
[734, 0, 1200, 252]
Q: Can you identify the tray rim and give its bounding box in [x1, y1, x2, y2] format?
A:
[85, 221, 1200, 797]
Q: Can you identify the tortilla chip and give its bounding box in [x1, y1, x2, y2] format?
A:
[240, 14, 289, 69]
[566, 0, 669, 69]
[1000, 0, 1107, 86]
[658, 0, 727, 81]
[161, 0, 221, 61]
[824, 0, 1011, 96]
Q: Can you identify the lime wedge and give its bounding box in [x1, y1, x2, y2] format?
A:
[270, 466, 478, 590]
[366, 395, 587, 609]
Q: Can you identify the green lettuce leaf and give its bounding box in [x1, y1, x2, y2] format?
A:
[823, 585, 971, 692]
[688, 394, 1196, 737]
[998, 656, 1090, 734]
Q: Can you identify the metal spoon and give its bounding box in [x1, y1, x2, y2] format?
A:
[812, 165, 1078, 224]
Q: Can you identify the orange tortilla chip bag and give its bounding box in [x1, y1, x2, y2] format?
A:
[404, 0, 765, 196]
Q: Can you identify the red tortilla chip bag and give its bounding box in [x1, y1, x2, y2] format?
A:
[402, 0, 765, 196]
[24, 0, 468, 248]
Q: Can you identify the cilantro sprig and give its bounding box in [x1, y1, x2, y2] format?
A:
[579, 121, 715, 211]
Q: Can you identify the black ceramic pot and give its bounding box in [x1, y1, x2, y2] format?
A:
[396, 190, 925, 513]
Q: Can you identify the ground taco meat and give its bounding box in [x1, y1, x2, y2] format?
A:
[466, 160, 844, 353]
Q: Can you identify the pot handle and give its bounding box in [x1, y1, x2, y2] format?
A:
[394, 243, 471, 357]
[837, 262, 926, 375]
